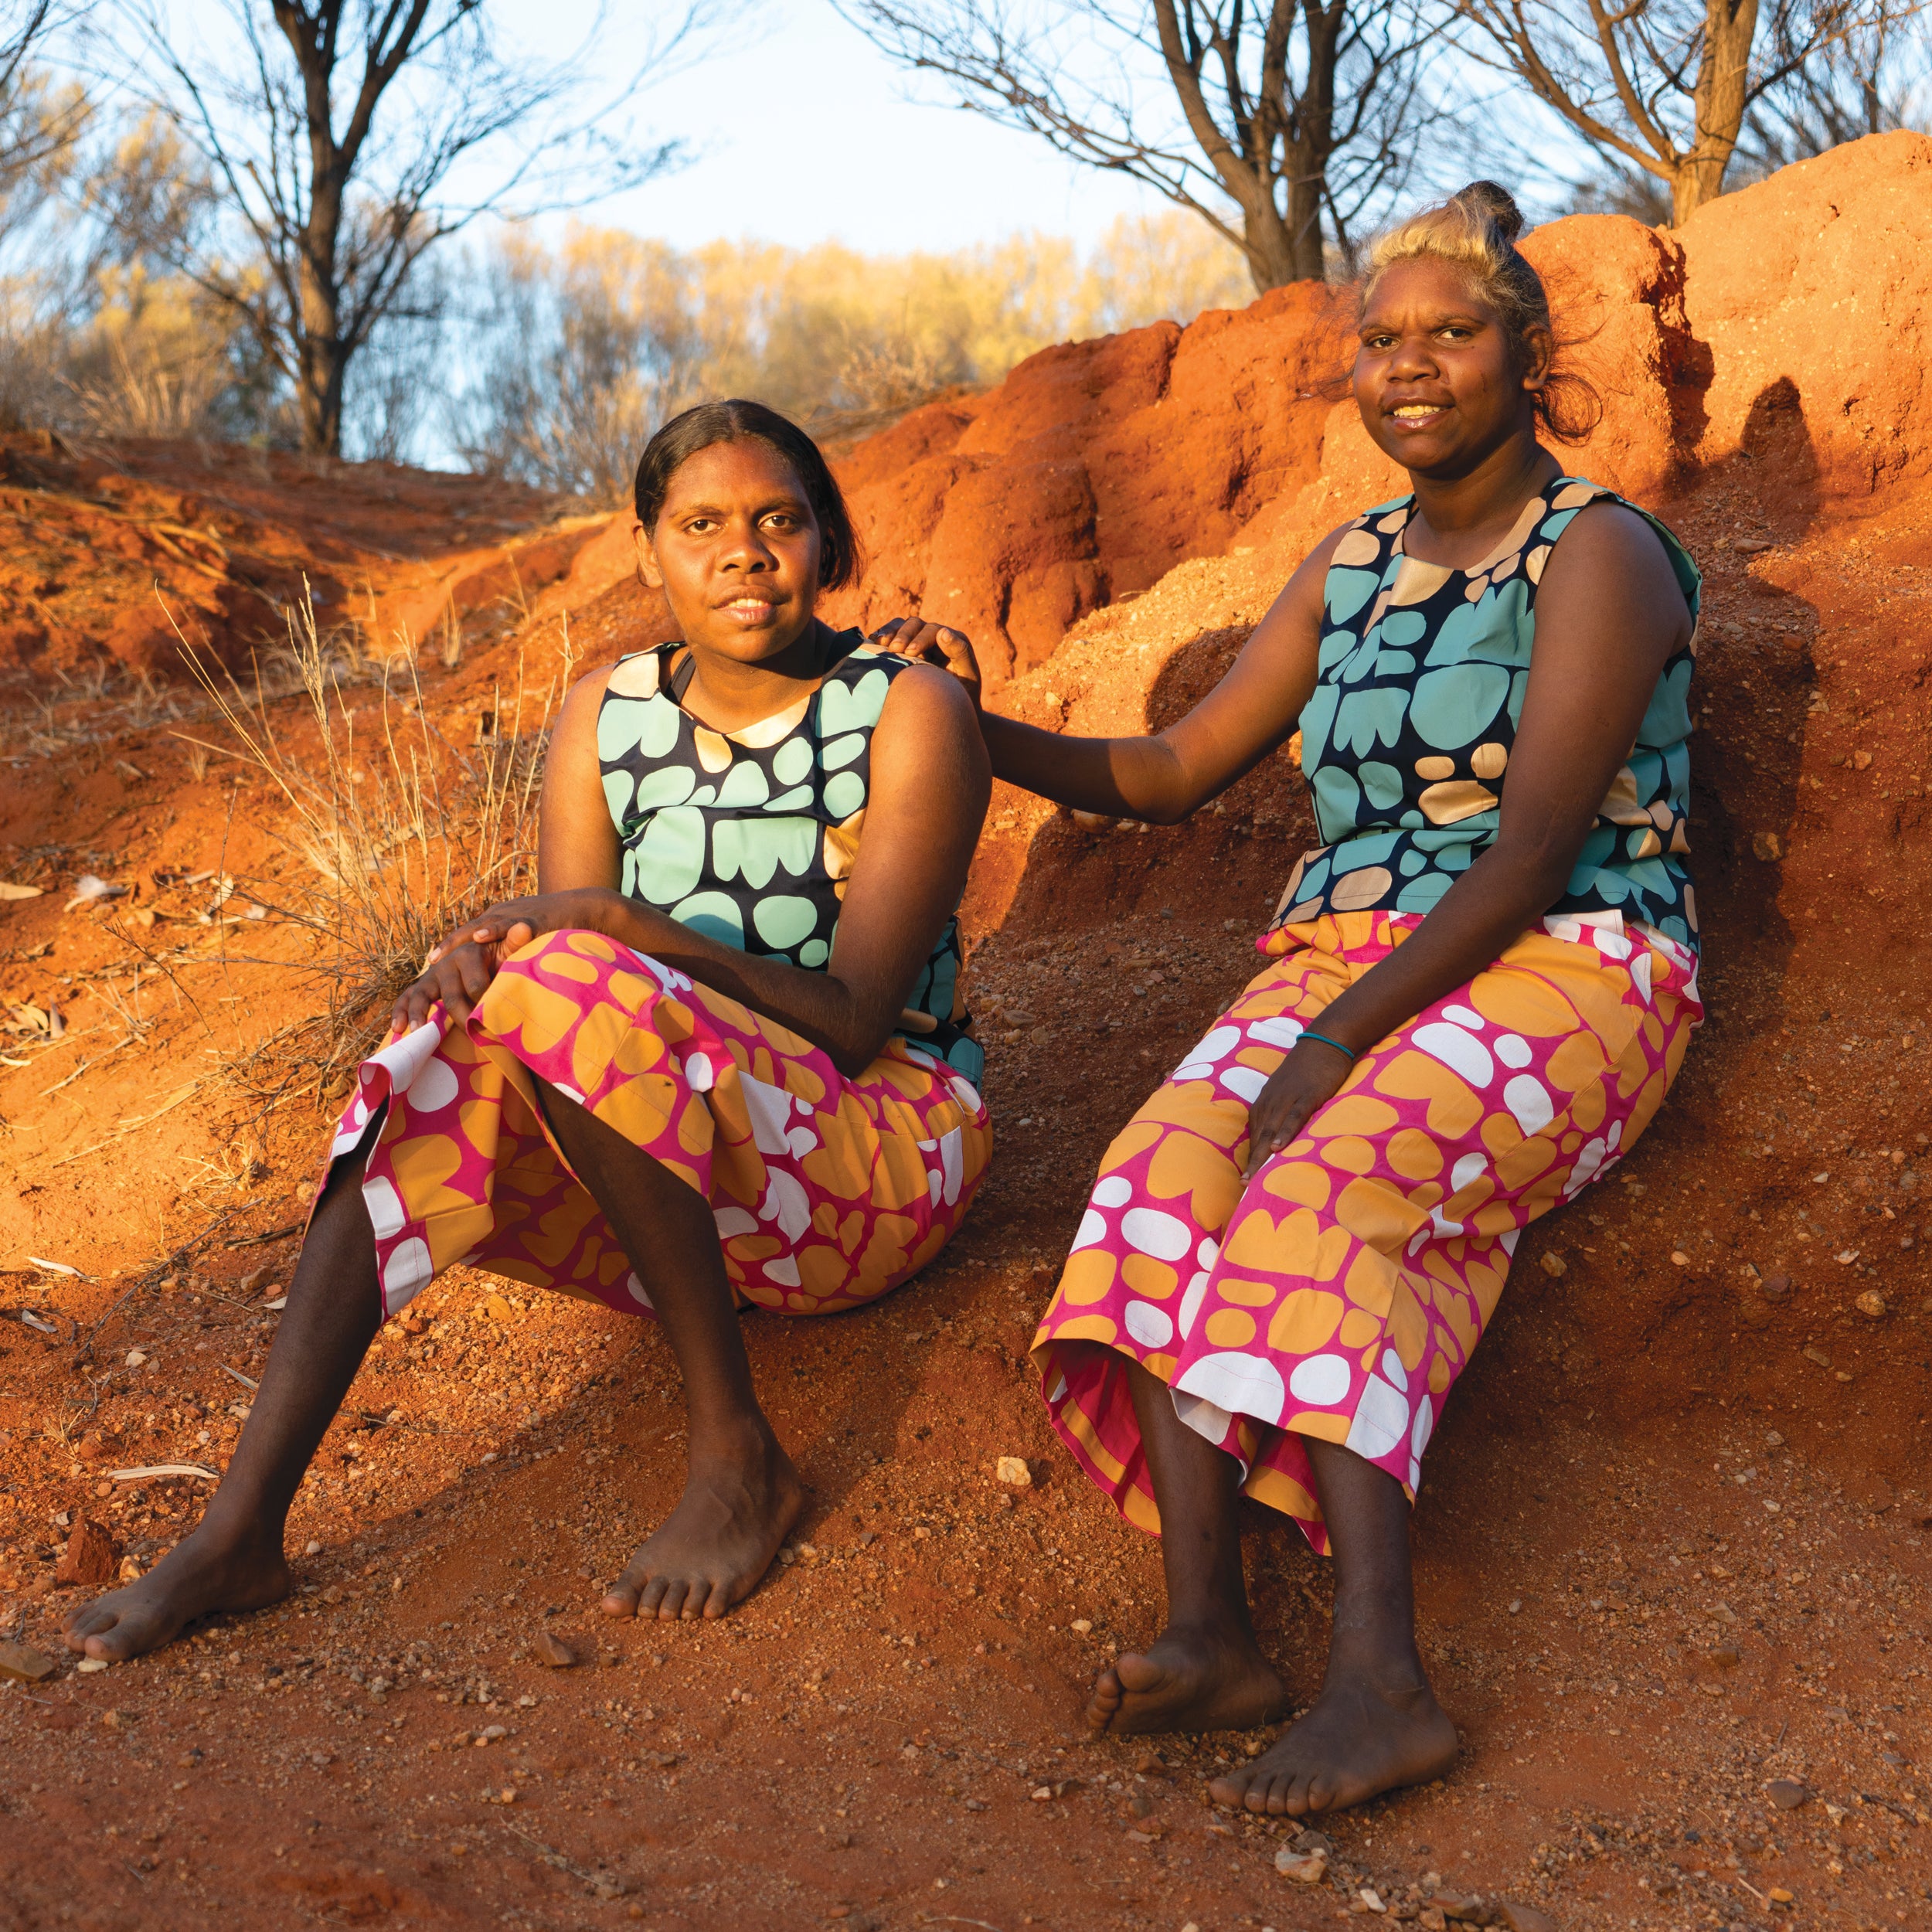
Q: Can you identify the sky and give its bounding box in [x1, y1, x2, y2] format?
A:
[139, 0, 1179, 257]
[516, 0, 1173, 253]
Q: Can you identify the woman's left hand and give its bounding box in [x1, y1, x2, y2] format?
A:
[392, 889, 604, 1032]
[1240, 1037, 1359, 1182]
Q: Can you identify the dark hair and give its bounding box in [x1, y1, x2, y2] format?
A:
[632, 399, 863, 592]
[1361, 180, 1601, 444]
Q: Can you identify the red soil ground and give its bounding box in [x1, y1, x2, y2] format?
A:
[0, 134, 1928, 1932]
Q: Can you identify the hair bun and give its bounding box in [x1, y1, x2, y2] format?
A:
[1452, 180, 1525, 243]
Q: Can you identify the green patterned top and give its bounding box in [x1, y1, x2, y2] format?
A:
[595, 628, 981, 1083]
[1274, 475, 1702, 947]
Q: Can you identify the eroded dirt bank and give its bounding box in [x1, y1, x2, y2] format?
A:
[0, 134, 1928, 1932]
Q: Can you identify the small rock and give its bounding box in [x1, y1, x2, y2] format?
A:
[1029, 1785, 1052, 1802]
[1537, 1252, 1566, 1278]
[485, 1294, 515, 1322]
[536, 1630, 577, 1668]
[1710, 1647, 1741, 1668]
[1750, 831, 1783, 862]
[124, 1349, 148, 1368]
[1670, 1250, 1690, 1267]
[1419, 1912, 1448, 1932]
[1803, 1345, 1832, 1369]
[1276, 1849, 1327, 1883]
[0, 1641, 56, 1683]
[1070, 1617, 1092, 1633]
[1134, 1751, 1171, 1777]
[304, 1539, 322, 1556]
[1854, 1289, 1887, 1319]
[1760, 1274, 1792, 1303]
[1767, 1886, 1794, 1903]
[1359, 1888, 1387, 1913]
[1496, 1906, 1557, 1932]
[1767, 1777, 1811, 1809]
[995, 1457, 1032, 1489]
[56, 1518, 121, 1587]
[1430, 1896, 1492, 1926]
[76, 1657, 111, 1673]
[117, 1556, 144, 1583]
[1508, 1597, 1522, 1614]
[237, 1265, 274, 1296]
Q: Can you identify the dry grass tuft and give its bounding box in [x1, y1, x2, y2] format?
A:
[184, 586, 555, 1114]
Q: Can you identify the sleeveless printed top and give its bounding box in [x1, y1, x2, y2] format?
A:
[595, 627, 981, 1084]
[1274, 475, 1702, 948]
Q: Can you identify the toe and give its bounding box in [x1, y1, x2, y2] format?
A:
[1279, 1768, 1318, 1817]
[601, 1571, 644, 1618]
[654, 1579, 691, 1621]
[1084, 1668, 1123, 1729]
[699, 1579, 733, 1620]
[64, 1601, 122, 1650]
[634, 1573, 672, 1619]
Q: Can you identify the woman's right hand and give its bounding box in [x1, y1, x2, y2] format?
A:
[389, 889, 607, 1032]
[868, 617, 982, 712]
[392, 923, 533, 1035]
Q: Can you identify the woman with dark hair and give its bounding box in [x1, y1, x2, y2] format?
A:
[880, 184, 1702, 1815]
[66, 400, 992, 1659]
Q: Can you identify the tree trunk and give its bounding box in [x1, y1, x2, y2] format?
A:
[1241, 196, 1306, 292]
[296, 323, 347, 455]
[1672, 0, 1761, 222]
[1281, 160, 1328, 282]
[298, 174, 352, 452]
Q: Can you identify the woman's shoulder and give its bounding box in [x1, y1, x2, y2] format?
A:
[1325, 494, 1415, 561]
[1542, 476, 1700, 604]
[602, 646, 676, 701]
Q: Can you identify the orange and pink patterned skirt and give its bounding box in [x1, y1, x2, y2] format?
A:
[322, 928, 991, 1322]
[1032, 910, 1700, 1554]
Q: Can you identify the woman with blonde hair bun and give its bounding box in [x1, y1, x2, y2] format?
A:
[880, 180, 1702, 1815]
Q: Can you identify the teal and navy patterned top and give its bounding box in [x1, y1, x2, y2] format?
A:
[595, 626, 981, 1083]
[1274, 475, 1702, 948]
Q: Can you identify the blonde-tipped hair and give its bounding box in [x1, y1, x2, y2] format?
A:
[1361, 181, 1599, 443]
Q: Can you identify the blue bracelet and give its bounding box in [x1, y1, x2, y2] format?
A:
[1298, 1029, 1358, 1063]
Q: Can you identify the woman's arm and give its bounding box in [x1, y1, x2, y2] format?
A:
[875, 526, 1346, 823]
[397, 662, 991, 1080]
[1238, 502, 1694, 1176]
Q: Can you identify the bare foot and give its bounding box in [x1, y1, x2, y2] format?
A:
[1085, 1618, 1289, 1736]
[601, 1423, 804, 1622]
[1208, 1666, 1458, 1815]
[63, 1529, 290, 1662]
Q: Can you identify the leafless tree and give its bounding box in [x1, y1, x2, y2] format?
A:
[837, 0, 1451, 289]
[94, 2, 714, 456]
[1455, 0, 1910, 225]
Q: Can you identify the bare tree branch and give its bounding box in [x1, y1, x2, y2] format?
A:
[836, 0, 1458, 290]
[0, 2, 89, 194]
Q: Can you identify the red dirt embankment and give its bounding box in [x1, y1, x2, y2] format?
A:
[0, 132, 1927, 1932]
